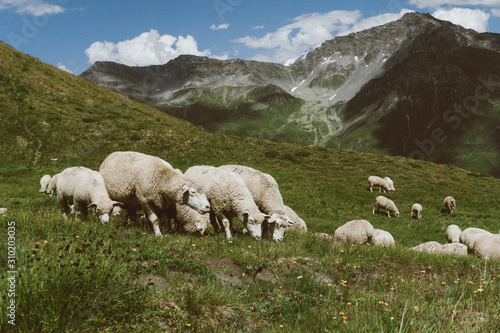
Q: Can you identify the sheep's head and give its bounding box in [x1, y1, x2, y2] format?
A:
[182, 185, 210, 214]
[242, 211, 266, 240]
[89, 201, 123, 224]
[267, 213, 294, 242]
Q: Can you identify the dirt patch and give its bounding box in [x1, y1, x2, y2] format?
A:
[203, 257, 247, 288]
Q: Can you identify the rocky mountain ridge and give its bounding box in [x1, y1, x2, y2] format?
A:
[80, 13, 500, 176]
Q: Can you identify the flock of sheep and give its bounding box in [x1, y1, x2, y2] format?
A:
[34, 152, 499, 259]
[38, 151, 307, 242]
[332, 175, 499, 260]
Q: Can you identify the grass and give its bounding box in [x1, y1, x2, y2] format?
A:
[1, 41, 500, 332]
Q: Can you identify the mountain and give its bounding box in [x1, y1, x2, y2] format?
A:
[80, 13, 500, 177]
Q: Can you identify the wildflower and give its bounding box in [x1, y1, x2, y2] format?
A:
[297, 276, 303, 279]
[347, 302, 351, 306]
[248, 245, 251, 248]
[142, 232, 146, 235]
[421, 270, 425, 273]
[333, 316, 337, 320]
[192, 244, 196, 247]
[187, 323, 191, 327]
[339, 312, 344, 316]
[279, 325, 284, 328]
[391, 317, 395, 320]
[442, 282, 446, 285]
[229, 241, 232, 243]
[44, 240, 48, 244]
[328, 283, 332, 287]
[413, 306, 419, 312]
[340, 250, 344, 253]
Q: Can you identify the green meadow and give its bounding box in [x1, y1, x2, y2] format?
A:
[1, 41, 500, 332]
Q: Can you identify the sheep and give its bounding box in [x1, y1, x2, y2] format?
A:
[334, 220, 374, 243]
[373, 196, 400, 217]
[410, 241, 442, 253]
[459, 227, 492, 250]
[410, 203, 422, 220]
[368, 176, 391, 192]
[39, 175, 52, 194]
[472, 234, 500, 260]
[55, 166, 123, 223]
[184, 165, 269, 240]
[440, 243, 468, 256]
[284, 205, 307, 232]
[444, 196, 456, 214]
[45, 173, 60, 197]
[367, 229, 395, 246]
[384, 177, 395, 192]
[219, 165, 292, 242]
[445, 225, 462, 243]
[99, 151, 211, 238]
[166, 203, 210, 235]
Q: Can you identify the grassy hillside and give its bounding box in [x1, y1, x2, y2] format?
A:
[1, 41, 500, 332]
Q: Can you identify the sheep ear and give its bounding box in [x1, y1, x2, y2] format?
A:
[286, 216, 295, 226]
[268, 213, 277, 223]
[182, 184, 190, 192]
[112, 201, 123, 207]
[88, 202, 97, 208]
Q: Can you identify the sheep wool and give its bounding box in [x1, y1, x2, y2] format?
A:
[219, 165, 292, 242]
[99, 151, 210, 238]
[39, 174, 52, 194]
[373, 196, 400, 217]
[185, 165, 269, 240]
[410, 203, 423, 220]
[444, 196, 456, 214]
[368, 176, 391, 192]
[334, 220, 375, 243]
[445, 225, 462, 243]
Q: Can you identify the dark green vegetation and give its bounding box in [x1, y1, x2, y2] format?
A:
[1, 41, 500, 332]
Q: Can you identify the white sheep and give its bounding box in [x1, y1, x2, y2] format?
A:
[410, 241, 442, 253]
[440, 243, 468, 256]
[410, 203, 422, 220]
[373, 196, 400, 217]
[384, 177, 395, 192]
[472, 234, 500, 260]
[444, 196, 456, 214]
[99, 151, 210, 238]
[445, 225, 462, 243]
[45, 173, 60, 197]
[219, 165, 292, 242]
[39, 175, 52, 194]
[55, 166, 123, 223]
[166, 203, 210, 235]
[184, 165, 269, 240]
[284, 205, 307, 232]
[368, 176, 391, 192]
[334, 220, 374, 243]
[367, 229, 395, 246]
[459, 227, 492, 251]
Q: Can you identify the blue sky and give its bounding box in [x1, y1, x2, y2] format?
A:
[2, 0, 500, 75]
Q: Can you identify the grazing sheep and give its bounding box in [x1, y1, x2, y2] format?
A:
[184, 165, 269, 240]
[440, 243, 468, 256]
[55, 167, 123, 223]
[368, 176, 391, 192]
[472, 234, 500, 260]
[410, 241, 442, 253]
[45, 173, 60, 197]
[367, 229, 395, 246]
[219, 165, 292, 242]
[284, 205, 307, 232]
[373, 196, 400, 217]
[445, 225, 462, 243]
[167, 203, 210, 235]
[444, 196, 456, 214]
[459, 227, 492, 251]
[334, 220, 374, 243]
[384, 177, 395, 192]
[410, 203, 422, 220]
[99, 151, 210, 238]
[39, 175, 52, 194]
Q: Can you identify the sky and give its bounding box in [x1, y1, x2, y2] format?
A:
[2, 0, 500, 75]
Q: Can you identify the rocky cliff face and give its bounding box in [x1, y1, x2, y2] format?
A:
[80, 13, 500, 176]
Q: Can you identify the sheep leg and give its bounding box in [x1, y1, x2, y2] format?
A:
[58, 195, 72, 219]
[145, 211, 163, 238]
[221, 217, 232, 240]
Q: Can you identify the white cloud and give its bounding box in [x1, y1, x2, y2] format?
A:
[409, 0, 500, 8]
[0, 0, 65, 16]
[431, 7, 490, 31]
[252, 25, 266, 30]
[233, 9, 415, 63]
[210, 23, 229, 30]
[491, 8, 500, 16]
[57, 62, 73, 74]
[85, 29, 212, 66]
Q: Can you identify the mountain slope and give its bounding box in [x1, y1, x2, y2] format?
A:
[79, 13, 500, 176]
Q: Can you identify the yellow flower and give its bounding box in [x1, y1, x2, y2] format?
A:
[347, 302, 351, 306]
[328, 283, 332, 287]
[192, 244, 196, 247]
[413, 306, 419, 312]
[186, 324, 191, 327]
[75, 235, 79, 238]
[279, 325, 284, 328]
[44, 240, 48, 244]
[248, 245, 251, 248]
[297, 276, 303, 279]
[340, 250, 344, 253]
[391, 317, 395, 320]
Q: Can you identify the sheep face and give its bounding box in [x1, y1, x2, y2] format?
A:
[243, 212, 267, 240]
[182, 185, 210, 214]
[268, 214, 294, 242]
[88, 201, 123, 224]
